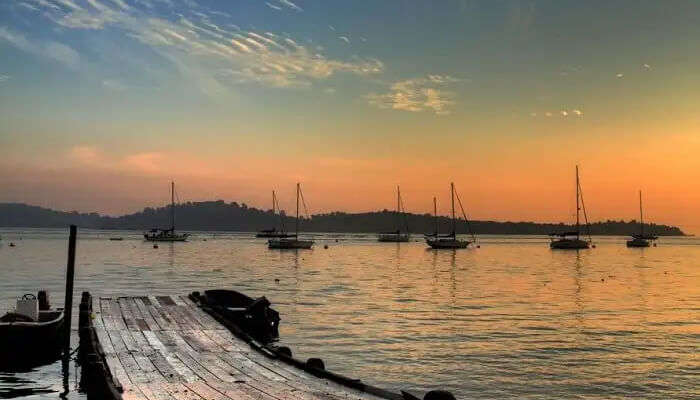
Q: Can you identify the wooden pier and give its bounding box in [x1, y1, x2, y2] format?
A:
[78, 292, 426, 400]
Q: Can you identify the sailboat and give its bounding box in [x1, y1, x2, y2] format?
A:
[256, 190, 292, 238]
[627, 190, 657, 247]
[550, 166, 592, 249]
[378, 186, 410, 242]
[268, 183, 314, 249]
[144, 181, 189, 242]
[425, 183, 474, 249]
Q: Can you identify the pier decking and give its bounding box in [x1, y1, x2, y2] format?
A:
[86, 294, 388, 400]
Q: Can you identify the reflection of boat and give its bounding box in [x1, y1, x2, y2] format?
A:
[144, 181, 189, 242]
[426, 183, 475, 249]
[0, 291, 65, 369]
[378, 186, 410, 242]
[550, 166, 592, 249]
[627, 190, 657, 247]
[268, 183, 314, 249]
[257, 190, 293, 238]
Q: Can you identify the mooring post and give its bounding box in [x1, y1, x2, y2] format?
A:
[63, 224, 77, 355]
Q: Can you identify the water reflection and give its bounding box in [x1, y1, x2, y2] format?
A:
[0, 230, 698, 400]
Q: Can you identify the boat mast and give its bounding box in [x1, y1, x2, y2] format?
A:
[639, 190, 644, 236]
[575, 166, 580, 239]
[295, 183, 300, 236]
[433, 197, 438, 235]
[171, 181, 175, 231]
[397, 185, 401, 233]
[451, 182, 456, 237]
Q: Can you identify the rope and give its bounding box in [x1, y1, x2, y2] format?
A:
[299, 186, 310, 219]
[454, 189, 477, 243]
[578, 181, 593, 243]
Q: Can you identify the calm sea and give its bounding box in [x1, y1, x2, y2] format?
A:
[0, 229, 698, 399]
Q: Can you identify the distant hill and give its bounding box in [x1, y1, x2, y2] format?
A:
[0, 201, 686, 236]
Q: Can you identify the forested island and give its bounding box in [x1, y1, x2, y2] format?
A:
[0, 201, 686, 236]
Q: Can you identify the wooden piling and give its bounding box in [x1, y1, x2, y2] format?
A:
[63, 224, 77, 355]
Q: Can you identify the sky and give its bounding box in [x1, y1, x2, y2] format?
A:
[1, 0, 700, 232]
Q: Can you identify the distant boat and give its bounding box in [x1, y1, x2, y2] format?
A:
[378, 186, 410, 242]
[627, 190, 657, 247]
[426, 182, 475, 249]
[550, 166, 592, 249]
[268, 183, 314, 249]
[256, 190, 293, 238]
[109, 237, 123, 241]
[144, 181, 189, 242]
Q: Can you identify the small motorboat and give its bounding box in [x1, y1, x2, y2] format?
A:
[0, 291, 65, 369]
[109, 237, 123, 241]
[192, 289, 280, 344]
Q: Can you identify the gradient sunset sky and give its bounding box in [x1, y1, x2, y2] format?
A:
[1, 0, 700, 231]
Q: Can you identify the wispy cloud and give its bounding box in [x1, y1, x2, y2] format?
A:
[338, 36, 349, 43]
[13, 0, 382, 92]
[0, 74, 10, 83]
[278, 0, 302, 11]
[0, 26, 80, 68]
[572, 109, 582, 116]
[367, 75, 460, 115]
[265, 2, 282, 11]
[616, 73, 624, 78]
[102, 79, 127, 91]
[643, 63, 651, 70]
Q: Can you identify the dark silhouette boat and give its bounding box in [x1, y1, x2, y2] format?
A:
[195, 289, 280, 343]
[550, 166, 592, 249]
[426, 183, 476, 249]
[378, 186, 410, 242]
[268, 183, 314, 249]
[257, 190, 293, 238]
[627, 190, 657, 247]
[144, 181, 189, 242]
[0, 291, 65, 369]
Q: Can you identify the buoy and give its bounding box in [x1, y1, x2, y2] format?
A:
[306, 358, 325, 370]
[335, 239, 338, 242]
[9, 242, 15, 247]
[476, 245, 481, 248]
[324, 245, 328, 249]
[424, 390, 456, 400]
[153, 244, 159, 249]
[274, 278, 280, 283]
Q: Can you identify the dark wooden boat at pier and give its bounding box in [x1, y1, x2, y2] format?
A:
[0, 291, 65, 369]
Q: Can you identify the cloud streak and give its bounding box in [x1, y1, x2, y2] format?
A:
[13, 0, 382, 92]
[367, 75, 460, 115]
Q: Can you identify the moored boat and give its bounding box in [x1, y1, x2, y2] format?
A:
[426, 183, 476, 249]
[377, 186, 411, 242]
[550, 166, 593, 249]
[269, 183, 314, 249]
[257, 190, 293, 238]
[0, 291, 65, 369]
[144, 181, 189, 242]
[627, 190, 657, 247]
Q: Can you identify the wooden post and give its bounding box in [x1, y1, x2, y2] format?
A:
[63, 224, 77, 355]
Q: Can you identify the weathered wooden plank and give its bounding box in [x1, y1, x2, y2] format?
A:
[119, 352, 150, 384]
[119, 297, 139, 331]
[138, 383, 177, 400]
[120, 330, 141, 353]
[127, 297, 152, 331]
[135, 298, 162, 331]
[207, 380, 278, 400]
[184, 381, 230, 400]
[107, 327, 128, 354]
[100, 298, 118, 332]
[164, 382, 205, 400]
[107, 298, 128, 330]
[95, 326, 116, 354]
